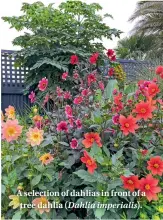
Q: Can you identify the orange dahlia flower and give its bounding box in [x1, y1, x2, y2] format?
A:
[133, 101, 156, 120]
[5, 105, 15, 119]
[119, 115, 139, 136]
[39, 153, 54, 165]
[33, 115, 43, 123]
[2, 119, 23, 142]
[120, 175, 140, 192]
[139, 174, 161, 201]
[32, 196, 50, 214]
[147, 156, 163, 176]
[147, 82, 160, 98]
[82, 132, 102, 148]
[81, 150, 97, 174]
[26, 127, 44, 146]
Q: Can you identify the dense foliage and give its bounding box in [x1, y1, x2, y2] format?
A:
[2, 50, 163, 220]
[2, 1, 121, 91]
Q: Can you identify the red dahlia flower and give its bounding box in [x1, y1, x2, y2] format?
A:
[81, 150, 97, 174]
[70, 138, 78, 149]
[70, 55, 79, 65]
[147, 82, 160, 98]
[28, 91, 36, 103]
[133, 101, 156, 121]
[139, 174, 161, 201]
[65, 105, 73, 118]
[82, 132, 102, 148]
[89, 52, 99, 64]
[87, 73, 96, 86]
[106, 49, 114, 57]
[73, 96, 83, 105]
[75, 119, 82, 129]
[108, 68, 114, 76]
[147, 156, 163, 176]
[57, 121, 68, 133]
[119, 115, 139, 136]
[155, 66, 163, 75]
[38, 77, 48, 91]
[62, 72, 68, 80]
[120, 175, 140, 192]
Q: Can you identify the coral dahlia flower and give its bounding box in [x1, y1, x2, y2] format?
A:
[147, 82, 160, 98]
[133, 101, 156, 121]
[147, 156, 163, 176]
[2, 119, 23, 142]
[155, 66, 163, 75]
[57, 121, 68, 133]
[120, 175, 140, 192]
[32, 197, 50, 214]
[70, 55, 79, 65]
[5, 105, 15, 119]
[26, 127, 44, 146]
[81, 150, 97, 174]
[38, 77, 48, 91]
[114, 93, 122, 106]
[82, 132, 102, 148]
[39, 153, 54, 165]
[139, 174, 161, 201]
[119, 115, 139, 136]
[70, 138, 78, 149]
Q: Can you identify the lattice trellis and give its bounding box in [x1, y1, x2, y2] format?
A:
[1, 50, 30, 112]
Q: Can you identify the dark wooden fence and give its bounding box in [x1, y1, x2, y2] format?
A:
[1, 50, 153, 112]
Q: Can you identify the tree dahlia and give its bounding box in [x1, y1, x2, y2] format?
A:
[81, 150, 97, 174]
[5, 105, 15, 119]
[82, 132, 102, 148]
[2, 119, 23, 142]
[139, 174, 161, 201]
[119, 115, 139, 136]
[147, 156, 163, 176]
[133, 101, 156, 121]
[70, 55, 79, 65]
[38, 77, 48, 91]
[120, 175, 140, 192]
[26, 127, 44, 146]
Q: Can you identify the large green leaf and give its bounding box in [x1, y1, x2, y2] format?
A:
[104, 79, 118, 100]
[94, 208, 106, 219]
[31, 174, 42, 187]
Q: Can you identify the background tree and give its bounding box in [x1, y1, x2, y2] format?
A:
[2, 1, 121, 92]
[115, 35, 155, 60]
[128, 1, 163, 56]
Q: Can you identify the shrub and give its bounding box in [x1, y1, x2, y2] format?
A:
[1, 51, 163, 220]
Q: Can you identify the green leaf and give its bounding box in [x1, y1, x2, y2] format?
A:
[12, 210, 23, 220]
[104, 79, 118, 100]
[94, 208, 106, 219]
[31, 174, 42, 187]
[111, 148, 123, 165]
[34, 165, 45, 173]
[108, 179, 122, 190]
[59, 142, 69, 146]
[74, 170, 98, 183]
[94, 89, 102, 102]
[103, 145, 110, 158]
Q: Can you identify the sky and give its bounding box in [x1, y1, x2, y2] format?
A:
[0, 0, 138, 50]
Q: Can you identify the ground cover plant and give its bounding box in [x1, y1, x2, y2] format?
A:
[1, 50, 163, 220]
